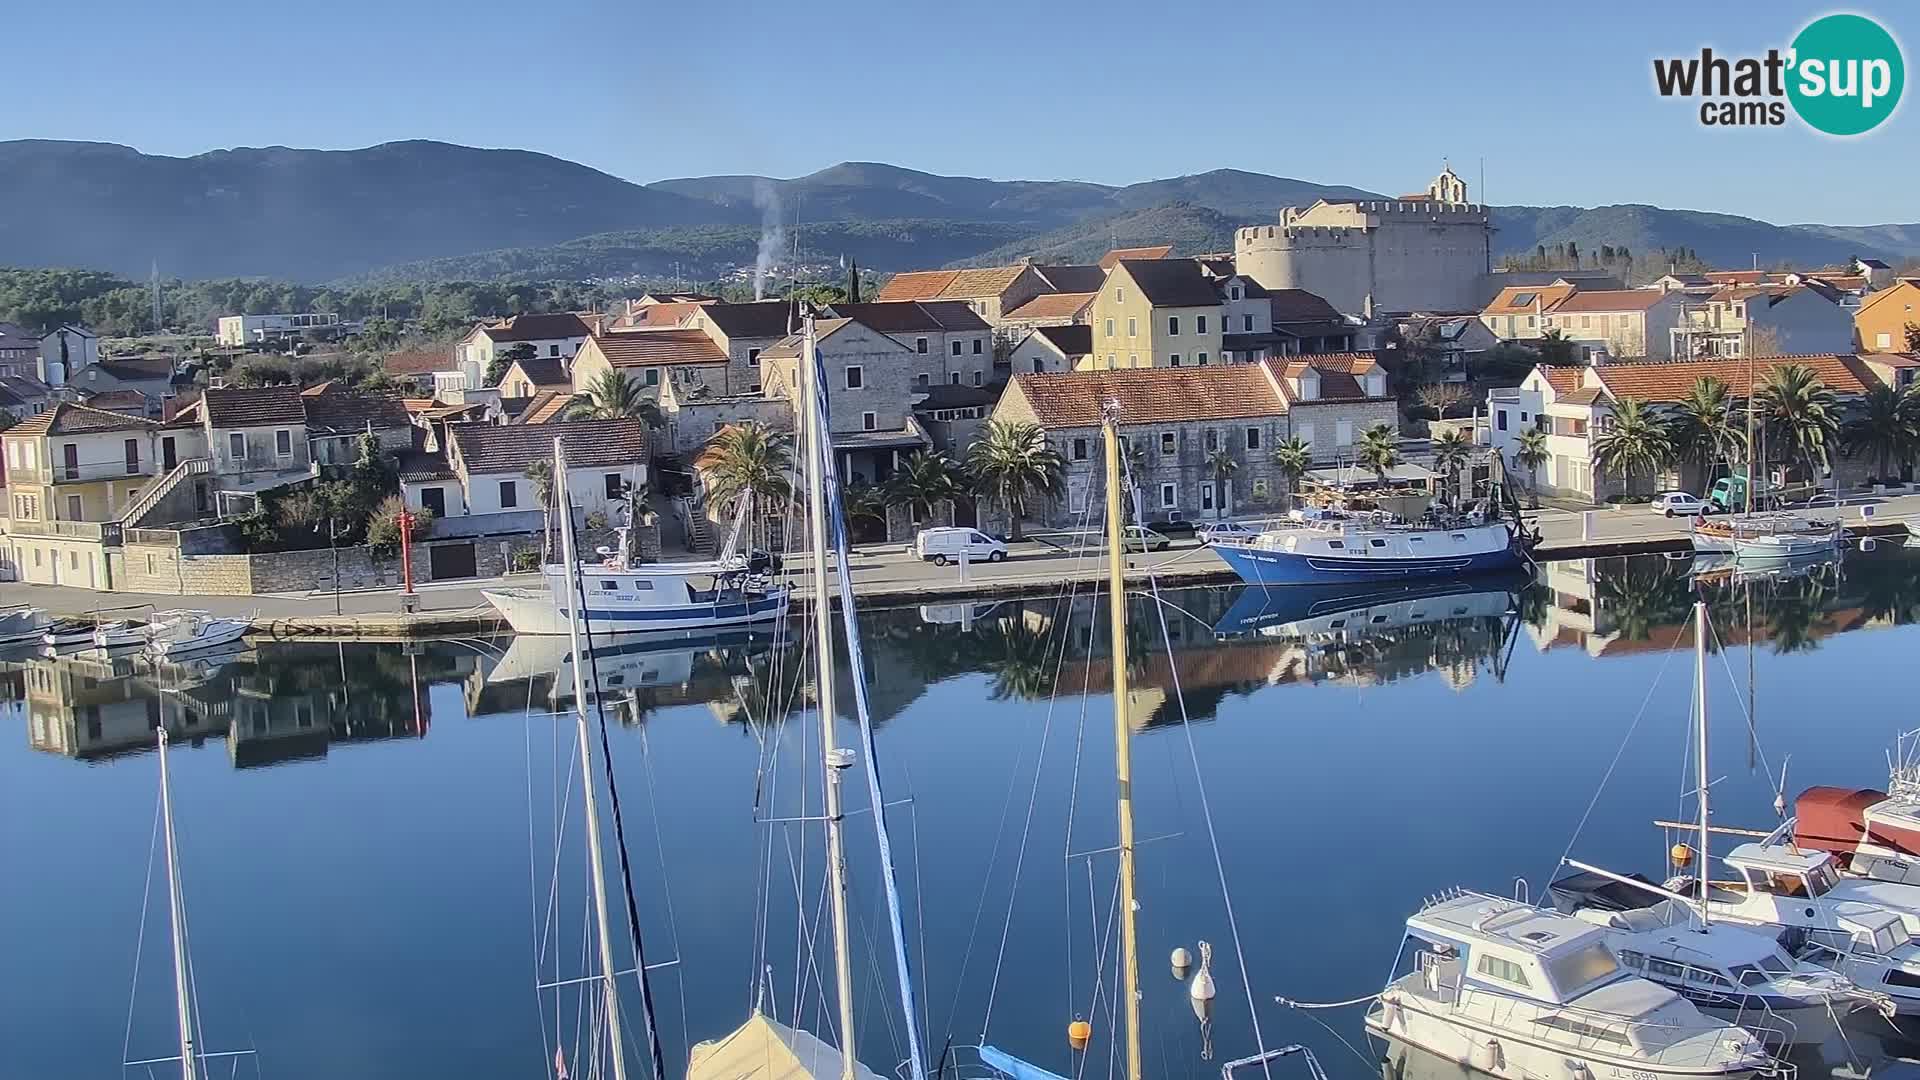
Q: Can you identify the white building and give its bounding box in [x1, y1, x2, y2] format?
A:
[216, 313, 341, 347]
[37, 324, 98, 387]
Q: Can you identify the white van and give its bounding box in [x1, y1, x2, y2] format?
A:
[914, 527, 1007, 566]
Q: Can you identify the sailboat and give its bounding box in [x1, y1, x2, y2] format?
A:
[1690, 354, 1844, 561]
[688, 314, 925, 1080]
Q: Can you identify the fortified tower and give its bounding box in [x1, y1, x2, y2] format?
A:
[1233, 166, 1492, 317]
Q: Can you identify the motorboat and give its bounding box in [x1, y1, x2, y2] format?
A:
[93, 620, 149, 650]
[483, 526, 787, 636]
[1210, 505, 1528, 586]
[0, 607, 52, 648]
[38, 619, 100, 649]
[1550, 871, 1891, 1043]
[145, 610, 251, 659]
[1368, 890, 1780, 1080]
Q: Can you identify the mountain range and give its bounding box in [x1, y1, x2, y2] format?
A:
[1, 139, 1912, 284]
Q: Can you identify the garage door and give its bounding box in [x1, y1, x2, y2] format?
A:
[428, 542, 478, 581]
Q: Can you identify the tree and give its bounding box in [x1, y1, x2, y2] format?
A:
[1205, 448, 1238, 517]
[1269, 437, 1311, 508]
[887, 450, 963, 526]
[1591, 397, 1674, 498]
[568, 368, 663, 427]
[1512, 428, 1550, 507]
[1431, 427, 1473, 504]
[1905, 322, 1920, 352]
[1415, 382, 1470, 419]
[366, 495, 432, 555]
[964, 420, 1064, 542]
[1537, 329, 1577, 366]
[616, 479, 652, 563]
[1668, 376, 1741, 479]
[1753, 363, 1840, 479]
[701, 422, 794, 545]
[1842, 383, 1920, 482]
[1357, 423, 1400, 484]
[486, 341, 536, 387]
[843, 483, 889, 531]
[526, 458, 555, 558]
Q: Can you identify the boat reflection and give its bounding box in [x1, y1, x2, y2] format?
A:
[478, 628, 774, 723]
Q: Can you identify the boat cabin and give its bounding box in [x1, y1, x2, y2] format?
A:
[1407, 893, 1626, 1007]
[1721, 843, 1842, 901]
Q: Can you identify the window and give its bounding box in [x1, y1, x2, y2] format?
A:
[1197, 353, 1208, 366]
[600, 579, 619, 591]
[1105, 319, 1115, 338]
[1497, 410, 1509, 431]
[1127, 317, 1137, 338]
[972, 338, 983, 355]
[1513, 292, 1537, 307]
[917, 373, 930, 386]
[500, 480, 518, 508]
[1114, 287, 1123, 302]
[1106, 354, 1116, 369]
[1230, 285, 1241, 301]
[846, 365, 863, 389]
[1197, 315, 1208, 334]
[1072, 438, 1088, 461]
[1160, 432, 1176, 456]
[604, 473, 622, 498]
[549, 343, 561, 357]
[275, 429, 292, 456]
[1475, 954, 1531, 987]
[645, 368, 660, 386]
[66, 495, 81, 520]
[1127, 354, 1137, 367]
[1245, 427, 1262, 451]
[1327, 540, 1343, 549]
[1244, 314, 1254, 332]
[916, 337, 929, 354]
[972, 371, 984, 386]
[1168, 316, 1180, 335]
[1525, 315, 1536, 328]
[1159, 483, 1176, 509]
[1370, 538, 1387, 548]
[1297, 423, 1315, 446]
[862, 411, 877, 431]
[749, 348, 762, 365]
[1335, 420, 1353, 447]
[1032, 359, 1044, 374]
[951, 339, 963, 356]
[1205, 429, 1219, 451]
[949, 372, 961, 385]
[228, 432, 245, 460]
[1547, 944, 1621, 993]
[1170, 354, 1181, 367]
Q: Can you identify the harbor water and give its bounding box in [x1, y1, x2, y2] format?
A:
[5, 548, 1920, 1080]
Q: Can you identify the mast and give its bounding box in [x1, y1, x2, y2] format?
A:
[1745, 350, 1756, 516]
[1693, 600, 1711, 926]
[801, 316, 859, 1080]
[1101, 402, 1144, 1080]
[556, 439, 631, 1080]
[157, 728, 199, 1080]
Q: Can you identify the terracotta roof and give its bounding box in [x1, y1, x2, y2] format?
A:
[875, 266, 1030, 303]
[1541, 367, 1585, 394]
[876, 270, 960, 302]
[1592, 354, 1878, 401]
[1009, 365, 1283, 427]
[825, 301, 989, 334]
[1034, 324, 1092, 358]
[510, 391, 574, 424]
[448, 418, 648, 474]
[80, 389, 153, 412]
[1003, 292, 1094, 321]
[1708, 285, 1787, 304]
[1559, 387, 1606, 406]
[401, 398, 435, 414]
[617, 301, 705, 330]
[1099, 245, 1173, 269]
[5, 401, 158, 436]
[480, 312, 592, 343]
[383, 347, 452, 376]
[1550, 289, 1669, 313]
[585, 330, 726, 368]
[507, 356, 570, 389]
[1482, 284, 1576, 314]
[1810, 274, 1867, 292]
[1118, 259, 1219, 307]
[302, 388, 410, 434]
[695, 299, 799, 339]
[1267, 289, 1344, 324]
[1266, 354, 1386, 403]
[1033, 265, 1106, 293]
[202, 386, 305, 427]
[1275, 352, 1380, 375]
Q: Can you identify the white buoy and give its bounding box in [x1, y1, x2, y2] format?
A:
[1170, 947, 1192, 979]
[1189, 940, 1217, 1009]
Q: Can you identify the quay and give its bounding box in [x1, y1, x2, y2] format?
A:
[1, 499, 1911, 640]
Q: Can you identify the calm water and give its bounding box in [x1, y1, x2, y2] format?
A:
[5, 547, 1920, 1080]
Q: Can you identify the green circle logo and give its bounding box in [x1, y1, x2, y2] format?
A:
[1788, 13, 1904, 135]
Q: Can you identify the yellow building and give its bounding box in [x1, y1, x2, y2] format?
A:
[1855, 279, 1920, 352]
[1086, 260, 1224, 370]
[1, 403, 172, 586]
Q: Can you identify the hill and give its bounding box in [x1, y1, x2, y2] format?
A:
[952, 204, 1255, 267]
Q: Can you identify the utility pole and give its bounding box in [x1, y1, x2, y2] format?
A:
[329, 518, 343, 615]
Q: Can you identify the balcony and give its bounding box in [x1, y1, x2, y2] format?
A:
[33, 460, 158, 484]
[6, 518, 123, 545]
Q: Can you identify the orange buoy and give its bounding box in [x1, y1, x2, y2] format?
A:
[1067, 1019, 1092, 1051]
[1670, 842, 1694, 867]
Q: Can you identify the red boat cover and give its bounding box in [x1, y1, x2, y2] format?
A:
[1794, 786, 1889, 857]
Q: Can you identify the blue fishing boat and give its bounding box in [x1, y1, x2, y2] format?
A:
[1210, 510, 1529, 585]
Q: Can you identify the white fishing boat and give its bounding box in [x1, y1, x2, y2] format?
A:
[0, 607, 52, 648]
[145, 611, 250, 659]
[1367, 891, 1778, 1080]
[38, 619, 100, 649]
[94, 619, 149, 650]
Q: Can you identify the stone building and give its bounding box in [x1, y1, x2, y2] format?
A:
[1234, 166, 1492, 316]
[759, 317, 931, 486]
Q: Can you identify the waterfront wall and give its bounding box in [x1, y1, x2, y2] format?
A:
[120, 533, 553, 596]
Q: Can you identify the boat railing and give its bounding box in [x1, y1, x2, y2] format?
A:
[1448, 980, 1784, 1071]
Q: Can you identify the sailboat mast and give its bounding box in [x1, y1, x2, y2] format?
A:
[157, 728, 199, 1080]
[1745, 351, 1756, 516]
[1100, 403, 1144, 1080]
[556, 439, 631, 1080]
[1694, 600, 1711, 925]
[801, 316, 859, 1080]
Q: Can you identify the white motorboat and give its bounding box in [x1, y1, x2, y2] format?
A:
[38, 619, 100, 649]
[93, 619, 149, 650]
[146, 610, 251, 659]
[1368, 891, 1779, 1080]
[0, 607, 52, 648]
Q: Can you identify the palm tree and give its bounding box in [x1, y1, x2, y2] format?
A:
[1205, 448, 1238, 518]
[1668, 376, 1742, 484]
[843, 483, 889, 534]
[888, 450, 963, 527]
[964, 420, 1064, 542]
[701, 422, 794, 546]
[1269, 436, 1311, 509]
[568, 368, 664, 427]
[1842, 383, 1920, 483]
[1511, 428, 1549, 508]
[526, 458, 555, 559]
[616, 479, 651, 563]
[1431, 428, 1472, 505]
[1357, 423, 1400, 484]
[1752, 363, 1840, 481]
[1591, 397, 1673, 498]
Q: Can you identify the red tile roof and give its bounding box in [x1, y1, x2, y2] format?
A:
[875, 266, 1031, 303]
[1266, 354, 1387, 402]
[1099, 245, 1173, 269]
[1009, 365, 1283, 427]
[875, 270, 960, 302]
[203, 386, 306, 427]
[481, 312, 593, 342]
[1550, 289, 1669, 313]
[383, 347, 452, 376]
[585, 330, 727, 368]
[1541, 367, 1585, 394]
[6, 401, 157, 436]
[1483, 284, 1575, 315]
[1592, 354, 1878, 401]
[1003, 292, 1094, 321]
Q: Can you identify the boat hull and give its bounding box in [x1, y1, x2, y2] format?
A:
[1368, 996, 1762, 1080]
[1212, 539, 1522, 586]
[483, 586, 789, 636]
[151, 623, 250, 659]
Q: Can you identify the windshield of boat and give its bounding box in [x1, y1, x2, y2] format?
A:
[1729, 953, 1793, 987]
[1808, 862, 1839, 895]
[1547, 942, 1621, 996]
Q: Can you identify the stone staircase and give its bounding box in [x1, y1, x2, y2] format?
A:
[120, 457, 211, 529]
[678, 496, 717, 555]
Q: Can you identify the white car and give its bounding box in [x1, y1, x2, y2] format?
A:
[1650, 491, 1705, 517]
[1197, 521, 1259, 545]
[913, 527, 1007, 566]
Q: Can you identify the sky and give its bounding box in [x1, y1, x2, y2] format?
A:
[6, 0, 1916, 225]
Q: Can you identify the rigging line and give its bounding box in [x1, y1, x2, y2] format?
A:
[634, 719, 693, 1058]
[1705, 612, 1776, 788]
[1062, 563, 1103, 1056]
[527, 664, 558, 1074]
[1077, 856, 1123, 1080]
[901, 759, 933, 1053]
[540, 714, 585, 983]
[1542, 618, 1689, 896]
[850, 880, 907, 1060]
[1142, 570, 1274, 1079]
[123, 776, 164, 1073]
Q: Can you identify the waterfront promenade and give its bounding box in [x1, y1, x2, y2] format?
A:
[2, 495, 1913, 637]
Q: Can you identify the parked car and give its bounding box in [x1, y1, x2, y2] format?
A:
[1147, 517, 1198, 538]
[1122, 525, 1172, 552]
[913, 527, 1007, 566]
[1650, 491, 1705, 518]
[1197, 521, 1259, 545]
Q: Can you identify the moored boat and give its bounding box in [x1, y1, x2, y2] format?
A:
[93, 619, 148, 650]
[146, 611, 250, 659]
[1210, 509, 1526, 585]
[0, 607, 52, 648]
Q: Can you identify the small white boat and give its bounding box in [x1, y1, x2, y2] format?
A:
[1369, 891, 1780, 1080]
[39, 619, 100, 649]
[146, 610, 251, 659]
[93, 620, 148, 650]
[1731, 528, 1843, 561]
[0, 607, 52, 648]
[1691, 512, 1843, 557]
[484, 524, 787, 636]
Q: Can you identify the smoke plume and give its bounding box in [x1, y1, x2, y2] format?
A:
[752, 180, 785, 301]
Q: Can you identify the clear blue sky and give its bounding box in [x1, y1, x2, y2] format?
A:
[7, 0, 1914, 224]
